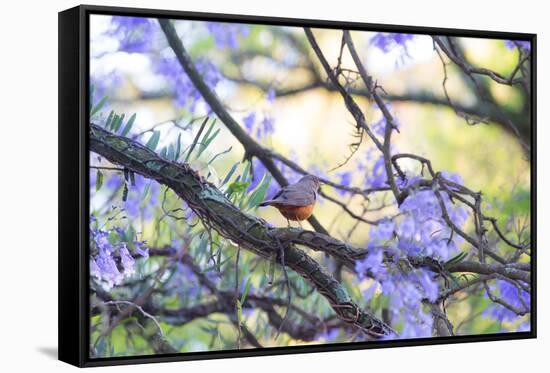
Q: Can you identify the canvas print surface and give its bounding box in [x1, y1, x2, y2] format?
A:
[88, 14, 532, 358]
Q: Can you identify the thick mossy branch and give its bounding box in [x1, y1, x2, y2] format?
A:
[90, 123, 395, 338]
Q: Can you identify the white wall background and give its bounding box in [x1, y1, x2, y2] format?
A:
[0, 0, 546, 371]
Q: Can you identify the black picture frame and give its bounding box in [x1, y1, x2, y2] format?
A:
[59, 4, 537, 367]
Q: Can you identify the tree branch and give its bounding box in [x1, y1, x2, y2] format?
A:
[157, 19, 331, 235]
[89, 122, 395, 338]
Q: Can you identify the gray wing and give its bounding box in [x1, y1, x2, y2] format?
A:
[263, 183, 316, 206]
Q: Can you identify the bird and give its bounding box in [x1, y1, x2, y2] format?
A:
[259, 175, 322, 227]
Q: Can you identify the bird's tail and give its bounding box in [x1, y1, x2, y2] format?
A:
[258, 200, 274, 207]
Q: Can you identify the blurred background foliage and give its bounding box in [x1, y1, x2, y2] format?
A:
[88, 15, 531, 357]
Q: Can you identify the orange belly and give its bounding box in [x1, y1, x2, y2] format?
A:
[273, 203, 315, 221]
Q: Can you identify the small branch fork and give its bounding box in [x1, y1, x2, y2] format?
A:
[302, 29, 531, 322]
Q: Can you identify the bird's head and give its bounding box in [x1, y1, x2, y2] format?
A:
[298, 174, 322, 192]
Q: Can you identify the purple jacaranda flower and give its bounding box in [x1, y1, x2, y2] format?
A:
[119, 243, 136, 275]
[90, 169, 97, 192]
[484, 279, 530, 323]
[397, 188, 465, 261]
[113, 226, 126, 239]
[505, 40, 531, 51]
[518, 320, 530, 332]
[399, 315, 433, 339]
[134, 241, 149, 258]
[248, 158, 267, 191]
[371, 33, 415, 53]
[90, 258, 101, 280]
[105, 173, 122, 190]
[370, 219, 396, 243]
[335, 171, 352, 196]
[95, 248, 123, 288]
[155, 57, 222, 112]
[318, 328, 340, 342]
[397, 216, 416, 240]
[414, 268, 439, 303]
[108, 16, 156, 53]
[206, 22, 249, 49]
[372, 118, 387, 137]
[258, 115, 275, 138]
[90, 70, 123, 100]
[243, 112, 256, 132]
[362, 282, 379, 302]
[267, 88, 276, 103]
[355, 248, 386, 279]
[365, 155, 387, 189]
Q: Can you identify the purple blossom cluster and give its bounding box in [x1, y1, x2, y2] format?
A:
[359, 152, 387, 189]
[484, 279, 531, 330]
[247, 158, 282, 198]
[504, 40, 531, 51]
[90, 223, 149, 289]
[371, 114, 400, 138]
[123, 174, 161, 220]
[370, 33, 415, 53]
[205, 22, 250, 49]
[108, 16, 157, 53]
[167, 261, 202, 299]
[155, 56, 221, 113]
[335, 171, 352, 196]
[91, 169, 161, 221]
[397, 185, 468, 261]
[90, 70, 123, 102]
[242, 111, 276, 140]
[354, 171, 468, 338]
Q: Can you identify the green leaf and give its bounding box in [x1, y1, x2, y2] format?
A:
[268, 259, 275, 285]
[196, 235, 209, 256]
[240, 277, 253, 305]
[201, 120, 216, 140]
[142, 182, 151, 199]
[90, 95, 108, 117]
[236, 299, 243, 325]
[95, 170, 103, 191]
[95, 337, 108, 357]
[145, 130, 161, 151]
[167, 143, 175, 161]
[241, 161, 252, 183]
[216, 247, 222, 272]
[185, 117, 209, 162]
[247, 174, 272, 209]
[196, 127, 220, 159]
[112, 113, 125, 132]
[120, 113, 136, 136]
[109, 114, 120, 131]
[444, 251, 468, 268]
[104, 111, 114, 128]
[175, 133, 182, 161]
[222, 162, 240, 186]
[122, 182, 129, 202]
[89, 85, 95, 111]
[226, 181, 250, 195]
[190, 120, 217, 161]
